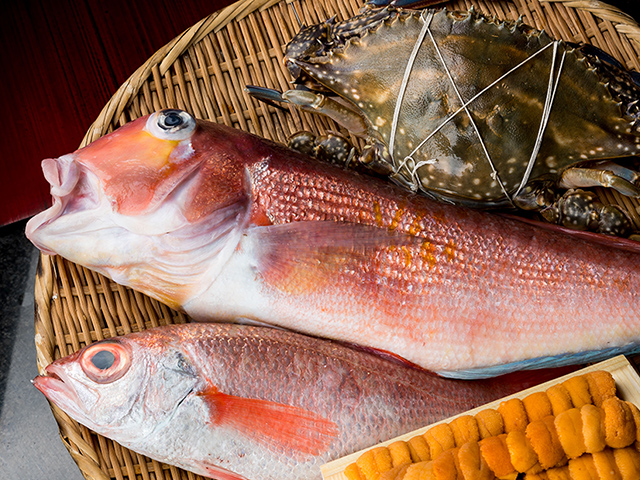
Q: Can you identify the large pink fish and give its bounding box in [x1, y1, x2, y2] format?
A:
[32, 323, 562, 480]
[26, 109, 640, 378]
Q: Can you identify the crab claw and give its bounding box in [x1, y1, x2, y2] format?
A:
[246, 86, 371, 136]
[244, 85, 291, 113]
[245, 85, 284, 102]
[559, 167, 640, 198]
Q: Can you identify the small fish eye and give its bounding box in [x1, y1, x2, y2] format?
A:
[80, 341, 131, 384]
[146, 109, 196, 141]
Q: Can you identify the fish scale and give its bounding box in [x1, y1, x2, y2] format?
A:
[33, 323, 559, 480]
[26, 112, 640, 378]
[206, 148, 640, 376]
[249, 153, 631, 301]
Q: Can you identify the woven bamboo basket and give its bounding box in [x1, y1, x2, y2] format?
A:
[33, 0, 640, 479]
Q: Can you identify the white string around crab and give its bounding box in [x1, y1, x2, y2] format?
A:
[515, 44, 567, 199]
[388, 10, 567, 205]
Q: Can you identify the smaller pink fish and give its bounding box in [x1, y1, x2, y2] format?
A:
[32, 323, 568, 480]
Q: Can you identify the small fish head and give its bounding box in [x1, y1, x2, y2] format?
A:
[33, 335, 200, 441]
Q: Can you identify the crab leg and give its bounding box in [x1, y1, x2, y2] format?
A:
[283, 90, 403, 175]
[593, 161, 640, 184]
[246, 86, 397, 175]
[281, 90, 372, 138]
[559, 167, 640, 197]
[541, 189, 633, 237]
[246, 86, 372, 137]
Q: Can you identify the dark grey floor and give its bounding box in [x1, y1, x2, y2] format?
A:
[0, 220, 84, 480]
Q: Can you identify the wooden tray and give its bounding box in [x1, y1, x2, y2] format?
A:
[33, 0, 640, 479]
[321, 355, 640, 480]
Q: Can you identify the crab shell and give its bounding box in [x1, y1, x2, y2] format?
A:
[284, 7, 640, 208]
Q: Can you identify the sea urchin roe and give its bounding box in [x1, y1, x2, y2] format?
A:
[343, 371, 630, 480]
[624, 401, 640, 443]
[407, 435, 430, 462]
[479, 434, 515, 477]
[602, 398, 636, 449]
[344, 463, 364, 480]
[424, 424, 455, 459]
[387, 441, 412, 469]
[401, 461, 432, 480]
[432, 448, 460, 480]
[449, 415, 480, 446]
[523, 391, 554, 422]
[506, 429, 539, 473]
[582, 404, 607, 454]
[546, 384, 575, 416]
[568, 453, 600, 479]
[613, 446, 640, 480]
[554, 408, 587, 460]
[592, 448, 622, 480]
[584, 371, 617, 407]
[475, 408, 505, 439]
[546, 465, 572, 480]
[526, 416, 567, 469]
[457, 441, 493, 480]
[356, 447, 394, 480]
[562, 376, 593, 409]
[499, 398, 529, 433]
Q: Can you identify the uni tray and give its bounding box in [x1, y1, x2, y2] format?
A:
[320, 355, 640, 479]
[33, 0, 640, 479]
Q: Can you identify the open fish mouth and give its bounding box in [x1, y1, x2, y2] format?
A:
[42, 154, 80, 197]
[32, 363, 85, 421]
[25, 153, 85, 255]
[26, 153, 110, 259]
[32, 369, 64, 396]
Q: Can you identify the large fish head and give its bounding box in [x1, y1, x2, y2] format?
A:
[33, 334, 200, 441]
[26, 110, 255, 307]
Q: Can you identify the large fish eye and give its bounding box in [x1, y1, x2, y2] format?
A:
[80, 341, 131, 384]
[146, 109, 196, 141]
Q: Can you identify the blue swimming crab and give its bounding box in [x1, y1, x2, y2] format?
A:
[247, 3, 640, 236]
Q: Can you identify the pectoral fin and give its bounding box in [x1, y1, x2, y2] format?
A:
[247, 220, 416, 294]
[194, 462, 251, 480]
[200, 386, 338, 456]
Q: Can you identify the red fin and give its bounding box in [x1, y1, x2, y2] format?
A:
[200, 386, 338, 456]
[195, 462, 250, 480]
